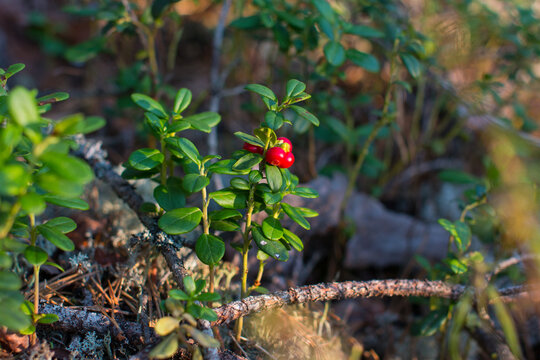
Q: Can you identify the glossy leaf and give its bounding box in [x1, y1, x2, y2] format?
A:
[210, 190, 247, 209]
[196, 234, 225, 265]
[20, 192, 46, 215]
[182, 174, 209, 193]
[289, 105, 320, 126]
[245, 84, 277, 101]
[0, 271, 22, 290]
[252, 227, 289, 261]
[175, 138, 201, 165]
[265, 164, 282, 192]
[234, 132, 265, 147]
[285, 79, 306, 99]
[155, 316, 180, 336]
[282, 229, 303, 251]
[154, 178, 186, 211]
[281, 203, 310, 230]
[149, 333, 179, 359]
[158, 207, 202, 235]
[292, 187, 319, 198]
[45, 217, 76, 233]
[400, 54, 422, 79]
[262, 218, 284, 240]
[174, 88, 192, 113]
[230, 177, 250, 190]
[128, 148, 164, 171]
[184, 112, 221, 133]
[43, 196, 89, 210]
[37, 224, 75, 251]
[324, 41, 346, 67]
[131, 93, 168, 119]
[24, 246, 48, 266]
[8, 87, 39, 126]
[347, 49, 380, 72]
[233, 152, 263, 171]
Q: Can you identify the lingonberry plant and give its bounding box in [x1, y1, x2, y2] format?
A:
[126, 79, 319, 354]
[0, 64, 104, 333]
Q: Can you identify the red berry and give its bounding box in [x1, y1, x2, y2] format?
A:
[243, 142, 263, 154]
[265, 147, 286, 167]
[277, 137, 292, 153]
[281, 152, 295, 168]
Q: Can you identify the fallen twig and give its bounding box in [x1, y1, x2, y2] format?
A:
[211, 279, 532, 326]
[74, 136, 194, 286]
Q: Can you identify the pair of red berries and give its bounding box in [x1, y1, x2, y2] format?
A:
[243, 137, 295, 168]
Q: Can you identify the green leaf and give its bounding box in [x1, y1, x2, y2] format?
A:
[189, 327, 220, 347]
[8, 87, 39, 126]
[438, 218, 454, 233]
[245, 84, 277, 102]
[36, 313, 58, 324]
[196, 234, 225, 265]
[169, 289, 190, 300]
[43, 196, 89, 210]
[183, 276, 196, 295]
[347, 49, 380, 72]
[196, 292, 221, 302]
[312, 0, 335, 22]
[145, 112, 165, 135]
[6, 63, 25, 78]
[155, 316, 180, 336]
[36, 173, 84, 198]
[234, 132, 265, 147]
[0, 271, 22, 290]
[233, 153, 263, 171]
[37, 92, 69, 105]
[149, 333, 179, 359]
[438, 170, 481, 184]
[282, 229, 303, 251]
[158, 207, 202, 235]
[454, 221, 472, 252]
[265, 164, 282, 192]
[400, 54, 422, 79]
[208, 159, 250, 175]
[324, 41, 346, 67]
[0, 164, 30, 196]
[41, 152, 94, 184]
[167, 120, 190, 134]
[412, 307, 449, 336]
[174, 88, 192, 113]
[24, 246, 48, 265]
[131, 93, 168, 119]
[20, 192, 46, 215]
[230, 177, 250, 191]
[230, 15, 262, 29]
[208, 210, 241, 223]
[252, 227, 289, 261]
[289, 105, 319, 126]
[44, 261, 64, 272]
[45, 217, 76, 233]
[175, 138, 201, 165]
[37, 225, 75, 251]
[263, 111, 284, 130]
[209, 220, 240, 232]
[154, 178, 186, 211]
[184, 112, 221, 133]
[344, 25, 384, 38]
[209, 190, 247, 209]
[252, 286, 269, 294]
[262, 218, 284, 240]
[0, 298, 31, 331]
[292, 187, 319, 198]
[78, 116, 106, 134]
[285, 79, 306, 99]
[182, 174, 209, 193]
[281, 203, 310, 230]
[0, 252, 12, 269]
[128, 148, 164, 171]
[249, 170, 263, 183]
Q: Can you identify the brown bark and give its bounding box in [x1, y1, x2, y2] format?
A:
[212, 279, 466, 326]
[74, 136, 194, 286]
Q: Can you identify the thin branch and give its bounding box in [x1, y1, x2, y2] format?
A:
[488, 254, 540, 281]
[468, 326, 516, 360]
[39, 303, 146, 345]
[211, 279, 533, 326]
[74, 136, 194, 287]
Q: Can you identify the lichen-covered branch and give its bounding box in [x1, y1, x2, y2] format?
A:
[74, 136, 194, 286]
[39, 303, 146, 345]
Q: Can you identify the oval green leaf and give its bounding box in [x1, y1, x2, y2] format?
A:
[158, 207, 202, 235]
[195, 234, 225, 265]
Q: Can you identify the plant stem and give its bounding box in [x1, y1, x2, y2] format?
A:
[33, 265, 40, 315]
[0, 201, 21, 238]
[235, 184, 256, 341]
[30, 214, 39, 314]
[160, 139, 167, 186]
[248, 260, 265, 293]
[201, 184, 215, 303]
[339, 38, 400, 216]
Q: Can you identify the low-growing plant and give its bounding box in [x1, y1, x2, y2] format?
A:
[124, 79, 320, 353]
[0, 64, 104, 333]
